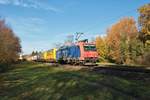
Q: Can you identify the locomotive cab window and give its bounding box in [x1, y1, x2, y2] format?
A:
[84, 45, 96, 51]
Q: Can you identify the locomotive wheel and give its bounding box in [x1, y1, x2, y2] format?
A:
[79, 61, 85, 66]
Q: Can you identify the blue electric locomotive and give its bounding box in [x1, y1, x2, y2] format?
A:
[56, 45, 80, 64]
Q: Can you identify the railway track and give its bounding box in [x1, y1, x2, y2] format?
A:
[79, 65, 150, 81]
[92, 65, 150, 73]
[92, 66, 150, 73]
[42, 62, 150, 74]
[41, 62, 150, 81]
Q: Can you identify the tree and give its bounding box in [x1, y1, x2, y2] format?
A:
[0, 19, 21, 70]
[106, 17, 138, 64]
[32, 51, 38, 56]
[137, 3, 150, 65]
[138, 3, 150, 45]
[95, 36, 108, 62]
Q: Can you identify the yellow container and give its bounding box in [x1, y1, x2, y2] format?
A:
[43, 48, 56, 62]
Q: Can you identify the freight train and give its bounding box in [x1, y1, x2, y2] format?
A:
[28, 40, 98, 65]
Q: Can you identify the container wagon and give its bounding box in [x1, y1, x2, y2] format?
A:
[43, 48, 57, 62]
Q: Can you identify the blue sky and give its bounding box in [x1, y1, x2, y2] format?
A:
[0, 0, 149, 54]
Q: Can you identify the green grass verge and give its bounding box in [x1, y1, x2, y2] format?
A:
[0, 62, 150, 100]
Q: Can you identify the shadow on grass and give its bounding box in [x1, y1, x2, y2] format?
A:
[0, 63, 150, 100]
[92, 66, 150, 81]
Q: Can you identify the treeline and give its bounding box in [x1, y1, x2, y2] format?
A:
[0, 19, 21, 72]
[96, 4, 150, 65]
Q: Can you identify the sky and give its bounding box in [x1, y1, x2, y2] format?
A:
[0, 0, 149, 54]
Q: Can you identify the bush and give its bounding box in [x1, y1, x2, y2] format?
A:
[0, 63, 10, 72]
[0, 19, 21, 72]
[136, 52, 150, 66]
[142, 52, 150, 66]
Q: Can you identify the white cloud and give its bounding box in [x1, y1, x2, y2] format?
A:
[0, 0, 61, 13]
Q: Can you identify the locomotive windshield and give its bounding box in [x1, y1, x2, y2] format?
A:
[84, 45, 96, 51]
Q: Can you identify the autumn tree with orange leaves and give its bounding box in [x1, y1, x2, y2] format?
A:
[138, 3, 150, 45]
[106, 17, 138, 64]
[137, 4, 150, 65]
[0, 19, 21, 71]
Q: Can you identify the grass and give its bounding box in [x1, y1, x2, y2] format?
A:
[0, 62, 150, 100]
